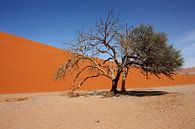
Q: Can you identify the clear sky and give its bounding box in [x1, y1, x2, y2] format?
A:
[0, 0, 195, 68]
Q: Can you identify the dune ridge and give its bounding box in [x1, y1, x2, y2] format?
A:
[0, 32, 195, 94]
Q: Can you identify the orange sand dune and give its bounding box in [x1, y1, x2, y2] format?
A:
[0, 32, 195, 94]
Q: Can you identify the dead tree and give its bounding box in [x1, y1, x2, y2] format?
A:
[56, 10, 123, 93]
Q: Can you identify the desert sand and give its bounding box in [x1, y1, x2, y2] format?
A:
[0, 84, 194, 129]
[1, 32, 195, 94]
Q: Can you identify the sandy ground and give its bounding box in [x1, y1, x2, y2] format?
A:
[0, 84, 195, 129]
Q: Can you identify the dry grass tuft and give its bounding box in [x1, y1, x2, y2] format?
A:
[0, 97, 28, 102]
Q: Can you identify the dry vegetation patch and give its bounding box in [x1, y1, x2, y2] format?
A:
[0, 97, 28, 102]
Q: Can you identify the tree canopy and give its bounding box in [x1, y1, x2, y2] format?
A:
[121, 24, 183, 78]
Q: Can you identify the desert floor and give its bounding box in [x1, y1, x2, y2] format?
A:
[0, 84, 195, 129]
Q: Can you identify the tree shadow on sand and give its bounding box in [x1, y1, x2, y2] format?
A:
[66, 90, 169, 98]
[116, 90, 169, 97]
[99, 90, 169, 98]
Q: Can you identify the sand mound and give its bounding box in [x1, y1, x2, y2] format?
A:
[0, 32, 195, 93]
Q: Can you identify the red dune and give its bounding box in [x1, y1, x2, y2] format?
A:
[0, 32, 195, 94]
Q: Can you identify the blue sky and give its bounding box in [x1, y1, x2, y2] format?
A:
[0, 0, 195, 67]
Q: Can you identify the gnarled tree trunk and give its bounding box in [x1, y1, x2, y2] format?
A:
[110, 70, 121, 94]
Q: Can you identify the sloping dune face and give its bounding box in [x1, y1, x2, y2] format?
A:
[0, 32, 110, 93]
[0, 32, 68, 93]
[0, 32, 195, 93]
